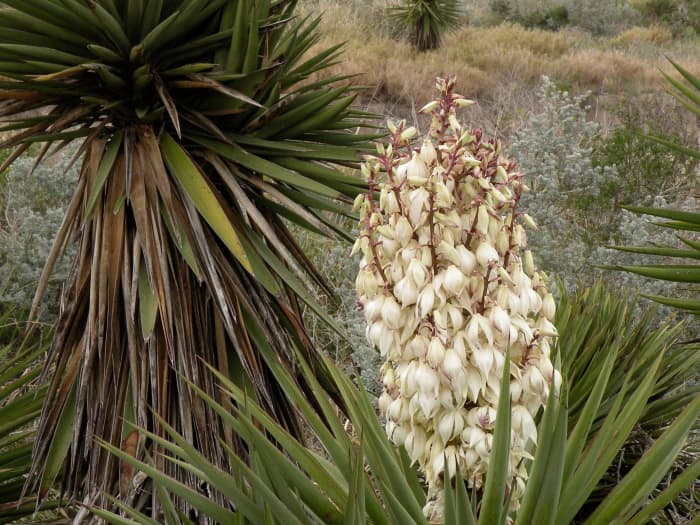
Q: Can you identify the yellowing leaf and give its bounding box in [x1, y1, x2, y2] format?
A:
[160, 132, 252, 274]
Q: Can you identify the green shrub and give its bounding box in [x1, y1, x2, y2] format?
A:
[592, 97, 699, 207]
[488, 0, 511, 21]
[633, 0, 700, 35]
[488, 0, 639, 34]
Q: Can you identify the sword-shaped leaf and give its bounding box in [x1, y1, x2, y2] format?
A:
[160, 132, 252, 274]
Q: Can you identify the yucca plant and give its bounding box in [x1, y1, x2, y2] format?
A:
[0, 310, 58, 523]
[555, 283, 700, 521]
[94, 281, 700, 524]
[0, 0, 374, 517]
[389, 0, 463, 51]
[607, 59, 700, 314]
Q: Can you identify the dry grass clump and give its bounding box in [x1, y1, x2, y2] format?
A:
[298, 0, 700, 127]
[304, 20, 573, 103]
[453, 23, 571, 57]
[609, 25, 674, 47]
[303, 28, 495, 104]
[552, 49, 658, 90]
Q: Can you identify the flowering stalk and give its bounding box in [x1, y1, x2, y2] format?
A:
[353, 77, 560, 520]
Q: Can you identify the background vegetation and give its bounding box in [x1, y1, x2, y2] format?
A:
[0, 0, 698, 523]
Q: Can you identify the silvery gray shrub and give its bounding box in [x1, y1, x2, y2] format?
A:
[512, 77, 698, 327]
[0, 148, 78, 317]
[510, 76, 618, 289]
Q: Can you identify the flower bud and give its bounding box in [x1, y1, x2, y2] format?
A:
[468, 274, 484, 298]
[427, 337, 446, 367]
[382, 189, 401, 215]
[541, 292, 556, 320]
[405, 152, 429, 185]
[510, 380, 522, 403]
[394, 277, 419, 307]
[352, 193, 365, 211]
[496, 230, 510, 255]
[496, 165, 508, 182]
[443, 265, 467, 296]
[395, 216, 413, 245]
[455, 98, 476, 107]
[445, 304, 464, 331]
[378, 391, 392, 413]
[538, 354, 554, 383]
[441, 348, 463, 380]
[407, 259, 428, 288]
[497, 267, 515, 286]
[553, 370, 562, 395]
[489, 305, 511, 335]
[513, 224, 527, 248]
[387, 421, 409, 445]
[475, 205, 489, 236]
[376, 224, 394, 239]
[437, 239, 458, 264]
[418, 392, 440, 418]
[405, 428, 427, 463]
[420, 139, 437, 166]
[512, 405, 537, 446]
[416, 363, 440, 396]
[418, 286, 435, 319]
[381, 296, 402, 329]
[419, 100, 439, 114]
[363, 296, 384, 322]
[395, 161, 408, 182]
[524, 365, 545, 395]
[434, 181, 453, 208]
[400, 126, 417, 141]
[369, 211, 382, 227]
[350, 237, 362, 257]
[522, 213, 538, 230]
[490, 186, 508, 204]
[471, 345, 494, 378]
[535, 316, 558, 338]
[387, 398, 405, 422]
[455, 245, 476, 275]
[409, 188, 429, 225]
[382, 366, 396, 389]
[522, 250, 535, 277]
[438, 411, 465, 443]
[476, 242, 499, 267]
[408, 334, 429, 359]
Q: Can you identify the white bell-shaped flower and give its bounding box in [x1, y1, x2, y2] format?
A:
[356, 80, 559, 519]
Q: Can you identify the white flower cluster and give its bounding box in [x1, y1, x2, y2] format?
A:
[353, 77, 560, 516]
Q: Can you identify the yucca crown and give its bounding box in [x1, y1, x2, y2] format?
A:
[0, 0, 374, 515]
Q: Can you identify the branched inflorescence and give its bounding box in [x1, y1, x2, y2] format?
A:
[353, 77, 560, 518]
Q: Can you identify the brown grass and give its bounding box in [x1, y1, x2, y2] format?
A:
[298, 0, 700, 131]
[609, 25, 674, 47]
[552, 49, 657, 90]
